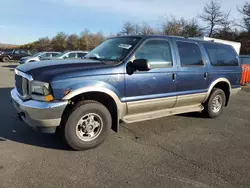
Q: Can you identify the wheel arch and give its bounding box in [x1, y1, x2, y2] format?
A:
[204, 78, 231, 106]
[62, 87, 126, 132]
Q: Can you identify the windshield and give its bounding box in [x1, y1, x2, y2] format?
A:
[55, 52, 66, 58]
[32, 52, 43, 57]
[85, 37, 141, 61]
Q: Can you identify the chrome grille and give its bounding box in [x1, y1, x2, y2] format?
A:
[14, 69, 33, 99]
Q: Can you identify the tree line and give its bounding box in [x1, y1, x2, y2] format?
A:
[13, 1, 250, 55]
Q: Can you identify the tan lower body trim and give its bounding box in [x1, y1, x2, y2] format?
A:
[175, 93, 206, 107]
[127, 96, 176, 114]
[122, 104, 204, 124]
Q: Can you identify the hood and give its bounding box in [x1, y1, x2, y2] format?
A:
[16, 59, 118, 82]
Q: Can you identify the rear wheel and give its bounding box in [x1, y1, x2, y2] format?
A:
[2, 57, 10, 62]
[63, 100, 111, 150]
[204, 88, 226, 118]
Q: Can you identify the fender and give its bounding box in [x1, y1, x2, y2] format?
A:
[203, 78, 231, 102]
[62, 81, 127, 119]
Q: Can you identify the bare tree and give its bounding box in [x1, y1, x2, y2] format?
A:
[162, 17, 203, 37]
[162, 17, 183, 35]
[238, 2, 250, 32]
[67, 34, 79, 50]
[182, 19, 203, 37]
[199, 0, 230, 37]
[139, 22, 155, 35]
[122, 22, 135, 35]
[36, 37, 51, 51]
[134, 24, 141, 35]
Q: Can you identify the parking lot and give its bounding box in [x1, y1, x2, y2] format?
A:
[0, 62, 250, 188]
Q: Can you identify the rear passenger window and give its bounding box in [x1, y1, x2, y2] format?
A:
[68, 53, 76, 58]
[135, 40, 173, 68]
[45, 53, 51, 57]
[52, 53, 59, 57]
[203, 43, 238, 66]
[177, 41, 203, 66]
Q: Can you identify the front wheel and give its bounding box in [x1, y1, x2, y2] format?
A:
[2, 57, 10, 62]
[204, 88, 226, 118]
[63, 101, 111, 150]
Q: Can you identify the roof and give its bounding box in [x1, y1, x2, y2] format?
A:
[113, 35, 218, 44]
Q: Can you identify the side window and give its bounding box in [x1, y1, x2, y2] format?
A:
[68, 53, 76, 58]
[203, 43, 238, 66]
[134, 40, 173, 68]
[52, 53, 59, 57]
[20, 50, 27, 54]
[45, 53, 51, 57]
[176, 41, 203, 66]
[77, 53, 87, 58]
[14, 50, 20, 54]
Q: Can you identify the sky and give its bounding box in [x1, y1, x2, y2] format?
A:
[0, 0, 246, 44]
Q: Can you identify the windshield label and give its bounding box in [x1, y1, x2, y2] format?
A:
[118, 44, 132, 49]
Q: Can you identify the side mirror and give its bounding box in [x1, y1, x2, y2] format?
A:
[132, 59, 150, 71]
[63, 56, 67, 59]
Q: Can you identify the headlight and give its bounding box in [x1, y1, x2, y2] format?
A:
[30, 81, 53, 102]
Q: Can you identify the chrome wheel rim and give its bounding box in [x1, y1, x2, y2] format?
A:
[76, 113, 103, 141]
[211, 95, 222, 113]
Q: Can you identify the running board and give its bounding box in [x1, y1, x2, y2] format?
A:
[122, 104, 204, 124]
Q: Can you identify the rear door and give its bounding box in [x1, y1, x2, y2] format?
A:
[174, 40, 208, 107]
[203, 43, 241, 88]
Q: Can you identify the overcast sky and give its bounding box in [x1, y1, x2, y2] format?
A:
[0, 0, 246, 44]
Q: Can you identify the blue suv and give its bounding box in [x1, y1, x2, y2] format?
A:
[11, 35, 241, 150]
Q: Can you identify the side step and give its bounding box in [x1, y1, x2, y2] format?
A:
[122, 104, 204, 124]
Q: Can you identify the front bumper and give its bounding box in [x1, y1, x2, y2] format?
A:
[11, 88, 68, 133]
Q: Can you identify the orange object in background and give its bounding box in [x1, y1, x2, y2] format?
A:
[247, 65, 250, 83]
[241, 64, 247, 85]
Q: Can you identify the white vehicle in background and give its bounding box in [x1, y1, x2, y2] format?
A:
[240, 55, 250, 65]
[40, 51, 89, 61]
[19, 51, 61, 64]
[192, 37, 241, 55]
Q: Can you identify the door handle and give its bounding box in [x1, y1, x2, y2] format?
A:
[172, 73, 176, 81]
[204, 72, 208, 79]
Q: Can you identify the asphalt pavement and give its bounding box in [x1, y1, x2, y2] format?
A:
[0, 62, 250, 188]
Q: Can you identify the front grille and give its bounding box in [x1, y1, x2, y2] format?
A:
[15, 74, 29, 97]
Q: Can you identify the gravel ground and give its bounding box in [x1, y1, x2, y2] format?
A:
[0, 62, 250, 188]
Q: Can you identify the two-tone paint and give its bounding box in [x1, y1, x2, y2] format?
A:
[15, 35, 242, 130]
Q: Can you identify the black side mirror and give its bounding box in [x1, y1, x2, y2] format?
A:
[132, 59, 150, 71]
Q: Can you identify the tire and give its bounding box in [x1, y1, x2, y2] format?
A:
[63, 100, 111, 150]
[204, 88, 226, 118]
[2, 57, 10, 62]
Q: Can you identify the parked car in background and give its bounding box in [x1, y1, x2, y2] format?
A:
[19, 51, 61, 64]
[11, 35, 241, 150]
[0, 49, 31, 62]
[40, 51, 88, 61]
[240, 55, 250, 65]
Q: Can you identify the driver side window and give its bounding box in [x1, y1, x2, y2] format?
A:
[134, 39, 173, 68]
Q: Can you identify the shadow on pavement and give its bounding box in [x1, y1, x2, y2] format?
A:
[0, 87, 70, 150]
[177, 112, 208, 119]
[2, 64, 18, 71]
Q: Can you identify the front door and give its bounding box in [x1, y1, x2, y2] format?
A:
[174, 40, 208, 107]
[125, 38, 177, 114]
